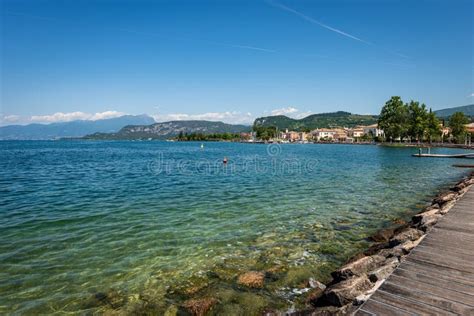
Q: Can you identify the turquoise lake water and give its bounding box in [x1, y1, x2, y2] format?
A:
[0, 141, 472, 314]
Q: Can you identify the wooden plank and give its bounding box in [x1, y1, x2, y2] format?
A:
[377, 281, 474, 315]
[410, 247, 474, 266]
[370, 289, 458, 316]
[422, 234, 474, 251]
[434, 223, 474, 235]
[408, 250, 474, 273]
[393, 267, 474, 295]
[421, 239, 474, 257]
[428, 227, 474, 243]
[414, 244, 474, 263]
[383, 275, 474, 306]
[358, 299, 413, 316]
[405, 257, 474, 285]
[399, 261, 474, 287]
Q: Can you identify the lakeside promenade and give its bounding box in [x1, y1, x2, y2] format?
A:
[355, 187, 474, 315]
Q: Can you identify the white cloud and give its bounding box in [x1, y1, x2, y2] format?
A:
[90, 111, 126, 120]
[1, 115, 21, 123]
[30, 111, 126, 123]
[268, 106, 312, 119]
[152, 111, 254, 125]
[469, 93, 474, 97]
[270, 106, 299, 116]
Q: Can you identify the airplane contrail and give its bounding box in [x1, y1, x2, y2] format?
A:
[267, 1, 410, 59]
[267, 0, 372, 45]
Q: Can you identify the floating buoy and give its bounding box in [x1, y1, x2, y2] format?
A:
[200, 143, 204, 149]
[223, 157, 228, 164]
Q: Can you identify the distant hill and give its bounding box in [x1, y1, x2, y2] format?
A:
[83, 120, 251, 140]
[0, 115, 155, 140]
[253, 111, 378, 131]
[434, 104, 474, 119]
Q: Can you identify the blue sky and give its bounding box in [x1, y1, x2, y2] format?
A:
[1, 0, 473, 125]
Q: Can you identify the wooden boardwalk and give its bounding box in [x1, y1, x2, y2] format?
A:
[356, 188, 474, 316]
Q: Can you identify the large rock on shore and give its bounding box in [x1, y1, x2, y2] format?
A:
[331, 255, 385, 282]
[389, 228, 424, 247]
[368, 257, 399, 282]
[379, 236, 424, 259]
[412, 209, 442, 231]
[433, 191, 458, 205]
[412, 208, 440, 224]
[321, 276, 372, 307]
[439, 200, 457, 214]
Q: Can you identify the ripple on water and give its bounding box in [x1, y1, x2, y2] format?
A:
[0, 141, 471, 314]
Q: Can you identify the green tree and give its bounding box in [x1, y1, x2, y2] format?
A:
[378, 96, 409, 142]
[448, 112, 469, 143]
[407, 101, 428, 142]
[425, 109, 441, 143]
[253, 125, 277, 141]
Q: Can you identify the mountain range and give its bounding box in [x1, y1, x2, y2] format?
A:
[83, 120, 251, 140]
[0, 115, 155, 140]
[1, 104, 472, 140]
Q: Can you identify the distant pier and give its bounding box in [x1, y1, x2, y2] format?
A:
[412, 153, 474, 158]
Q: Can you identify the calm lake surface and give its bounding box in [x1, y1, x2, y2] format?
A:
[0, 141, 471, 314]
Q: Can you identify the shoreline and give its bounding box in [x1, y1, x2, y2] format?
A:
[85, 171, 474, 316]
[3, 139, 473, 150]
[297, 170, 474, 315]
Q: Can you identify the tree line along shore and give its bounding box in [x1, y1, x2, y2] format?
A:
[175, 97, 473, 145]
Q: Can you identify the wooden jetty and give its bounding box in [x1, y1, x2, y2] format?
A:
[412, 153, 474, 158]
[355, 188, 474, 315]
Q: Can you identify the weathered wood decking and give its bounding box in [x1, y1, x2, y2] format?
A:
[356, 188, 474, 315]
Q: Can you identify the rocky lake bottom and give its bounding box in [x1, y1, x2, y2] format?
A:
[0, 141, 472, 314]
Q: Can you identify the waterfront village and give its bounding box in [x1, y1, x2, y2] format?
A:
[243, 124, 386, 144]
[242, 123, 474, 144]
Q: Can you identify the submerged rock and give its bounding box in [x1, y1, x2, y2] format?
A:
[369, 228, 395, 243]
[237, 271, 265, 288]
[85, 289, 127, 310]
[309, 278, 326, 291]
[363, 242, 390, 256]
[331, 255, 385, 282]
[321, 276, 373, 307]
[183, 297, 217, 316]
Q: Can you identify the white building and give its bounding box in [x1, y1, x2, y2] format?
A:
[362, 124, 384, 138]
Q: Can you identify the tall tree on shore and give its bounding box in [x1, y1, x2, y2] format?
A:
[407, 101, 428, 142]
[425, 109, 441, 143]
[378, 96, 409, 142]
[448, 112, 469, 143]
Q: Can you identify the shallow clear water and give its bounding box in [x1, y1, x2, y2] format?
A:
[0, 141, 471, 314]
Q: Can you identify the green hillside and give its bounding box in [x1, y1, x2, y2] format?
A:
[434, 104, 474, 119]
[253, 111, 378, 131]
